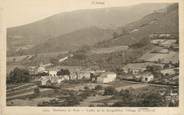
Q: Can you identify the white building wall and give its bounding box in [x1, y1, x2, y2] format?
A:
[141, 74, 154, 82]
[49, 71, 57, 77]
[97, 73, 116, 83]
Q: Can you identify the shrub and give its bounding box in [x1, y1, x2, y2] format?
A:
[104, 86, 117, 95]
[34, 87, 40, 94]
[84, 86, 89, 90]
[7, 67, 31, 84]
[137, 92, 165, 107]
[94, 85, 103, 90]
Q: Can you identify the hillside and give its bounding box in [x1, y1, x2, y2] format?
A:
[28, 27, 113, 53]
[95, 3, 178, 48]
[61, 3, 179, 70]
[7, 3, 169, 55]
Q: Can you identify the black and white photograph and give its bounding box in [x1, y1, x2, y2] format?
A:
[4, 0, 180, 108]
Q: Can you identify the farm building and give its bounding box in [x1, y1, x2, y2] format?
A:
[160, 68, 177, 76]
[39, 75, 66, 86]
[141, 72, 154, 82]
[62, 75, 70, 80]
[37, 66, 46, 73]
[78, 71, 91, 80]
[97, 72, 116, 83]
[69, 70, 93, 80]
[40, 76, 51, 86]
[122, 62, 164, 74]
[48, 71, 57, 77]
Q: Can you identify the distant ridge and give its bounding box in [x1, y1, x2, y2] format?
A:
[7, 3, 169, 55]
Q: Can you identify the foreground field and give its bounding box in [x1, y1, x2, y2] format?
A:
[6, 80, 148, 106]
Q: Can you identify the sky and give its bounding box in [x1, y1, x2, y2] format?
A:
[2, 0, 177, 27]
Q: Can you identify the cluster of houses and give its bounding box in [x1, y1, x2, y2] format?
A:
[121, 60, 179, 83]
[32, 64, 117, 86]
[121, 32, 179, 84]
[122, 62, 156, 82]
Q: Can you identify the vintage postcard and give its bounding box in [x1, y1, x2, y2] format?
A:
[0, 0, 184, 115]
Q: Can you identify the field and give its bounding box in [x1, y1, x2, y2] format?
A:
[7, 51, 68, 63]
[6, 80, 146, 106]
[90, 45, 129, 54]
[139, 51, 178, 63]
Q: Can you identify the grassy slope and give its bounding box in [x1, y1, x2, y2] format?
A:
[61, 4, 178, 70]
[95, 4, 178, 48]
[28, 27, 113, 53]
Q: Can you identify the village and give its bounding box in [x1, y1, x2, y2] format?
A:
[6, 32, 179, 107]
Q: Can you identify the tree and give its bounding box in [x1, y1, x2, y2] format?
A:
[138, 92, 165, 107]
[121, 28, 129, 35]
[115, 68, 125, 75]
[72, 45, 90, 60]
[94, 85, 103, 90]
[57, 69, 70, 76]
[57, 69, 71, 80]
[164, 63, 169, 69]
[64, 92, 80, 106]
[37, 72, 49, 76]
[34, 87, 40, 95]
[130, 37, 150, 48]
[84, 86, 89, 90]
[112, 32, 119, 39]
[7, 67, 31, 84]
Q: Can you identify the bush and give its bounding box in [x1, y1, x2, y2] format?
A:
[36, 72, 49, 76]
[104, 86, 117, 95]
[111, 87, 168, 107]
[34, 87, 40, 96]
[84, 86, 89, 90]
[57, 69, 70, 76]
[112, 101, 125, 107]
[64, 93, 80, 106]
[137, 92, 165, 107]
[112, 32, 119, 39]
[94, 85, 103, 90]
